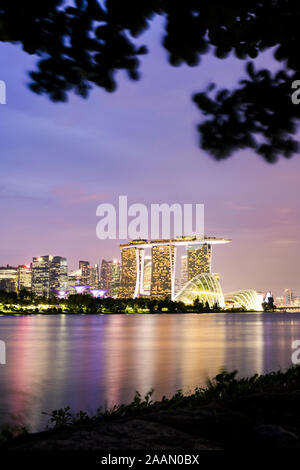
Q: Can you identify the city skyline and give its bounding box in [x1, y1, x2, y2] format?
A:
[0, 18, 299, 296]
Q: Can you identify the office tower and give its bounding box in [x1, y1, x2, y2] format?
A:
[32, 256, 52, 297]
[142, 256, 152, 295]
[89, 264, 99, 289]
[100, 259, 120, 296]
[119, 237, 231, 300]
[49, 256, 68, 296]
[187, 243, 211, 280]
[0, 265, 17, 292]
[32, 255, 68, 297]
[100, 259, 112, 293]
[180, 254, 188, 289]
[79, 260, 90, 285]
[111, 260, 120, 297]
[151, 245, 176, 299]
[17, 264, 32, 292]
[285, 288, 295, 306]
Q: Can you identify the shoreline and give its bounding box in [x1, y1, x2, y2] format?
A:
[2, 366, 300, 450]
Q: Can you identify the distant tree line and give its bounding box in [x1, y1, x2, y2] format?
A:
[1, 1, 300, 162]
[0, 290, 249, 313]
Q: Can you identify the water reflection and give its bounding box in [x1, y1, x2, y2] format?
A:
[0, 312, 299, 431]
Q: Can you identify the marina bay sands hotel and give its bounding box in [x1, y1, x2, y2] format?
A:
[118, 236, 231, 300]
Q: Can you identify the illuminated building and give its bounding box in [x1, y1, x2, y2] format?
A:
[224, 290, 263, 311]
[180, 254, 188, 289]
[119, 236, 231, 299]
[50, 256, 68, 297]
[0, 265, 17, 292]
[151, 245, 176, 299]
[119, 247, 144, 298]
[174, 273, 225, 308]
[32, 255, 68, 297]
[275, 296, 286, 307]
[284, 288, 295, 306]
[17, 264, 32, 292]
[100, 259, 111, 292]
[68, 269, 82, 293]
[89, 264, 100, 289]
[32, 256, 52, 297]
[142, 256, 152, 295]
[187, 243, 211, 280]
[111, 260, 120, 297]
[99, 259, 120, 296]
[79, 260, 90, 284]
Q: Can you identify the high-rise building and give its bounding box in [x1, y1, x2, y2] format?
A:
[111, 260, 120, 297]
[119, 237, 231, 300]
[68, 268, 82, 292]
[79, 261, 90, 285]
[285, 288, 295, 306]
[100, 259, 112, 293]
[17, 264, 32, 292]
[142, 256, 152, 295]
[32, 255, 68, 297]
[89, 264, 100, 289]
[49, 256, 68, 296]
[32, 256, 52, 297]
[151, 245, 176, 299]
[0, 265, 17, 292]
[119, 248, 145, 298]
[187, 243, 211, 280]
[100, 259, 120, 296]
[180, 254, 188, 289]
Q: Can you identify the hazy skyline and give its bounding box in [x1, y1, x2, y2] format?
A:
[0, 18, 299, 297]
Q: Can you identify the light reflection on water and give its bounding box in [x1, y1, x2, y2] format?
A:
[0, 312, 299, 431]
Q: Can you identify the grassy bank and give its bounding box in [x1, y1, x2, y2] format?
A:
[2, 366, 300, 450]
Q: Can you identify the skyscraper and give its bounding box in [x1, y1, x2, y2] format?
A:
[187, 243, 211, 280]
[100, 259, 112, 293]
[151, 245, 176, 299]
[142, 256, 152, 295]
[49, 256, 68, 296]
[285, 288, 295, 306]
[119, 237, 230, 300]
[180, 254, 188, 289]
[79, 260, 90, 285]
[17, 264, 32, 292]
[100, 259, 120, 296]
[32, 255, 68, 297]
[89, 264, 100, 289]
[119, 248, 145, 298]
[111, 260, 120, 297]
[32, 256, 52, 297]
[0, 265, 17, 292]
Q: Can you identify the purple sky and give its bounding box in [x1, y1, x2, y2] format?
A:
[0, 18, 299, 297]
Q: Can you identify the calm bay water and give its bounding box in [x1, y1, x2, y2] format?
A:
[0, 312, 300, 431]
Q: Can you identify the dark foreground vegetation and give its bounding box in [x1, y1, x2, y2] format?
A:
[2, 366, 300, 450]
